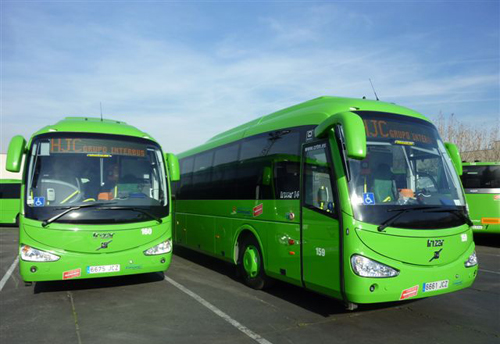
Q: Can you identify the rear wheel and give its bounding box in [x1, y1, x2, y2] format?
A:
[238, 235, 271, 290]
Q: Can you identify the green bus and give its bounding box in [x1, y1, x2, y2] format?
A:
[6, 117, 179, 283]
[173, 96, 477, 309]
[461, 162, 500, 234]
[0, 179, 21, 225]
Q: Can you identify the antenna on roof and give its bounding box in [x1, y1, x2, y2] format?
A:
[100, 102, 103, 121]
[369, 79, 380, 101]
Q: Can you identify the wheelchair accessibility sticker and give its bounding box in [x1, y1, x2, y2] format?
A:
[363, 193, 375, 205]
[34, 197, 46, 207]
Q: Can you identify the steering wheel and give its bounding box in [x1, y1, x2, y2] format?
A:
[42, 179, 83, 204]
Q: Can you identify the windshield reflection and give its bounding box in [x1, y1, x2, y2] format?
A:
[347, 112, 467, 229]
[25, 134, 168, 224]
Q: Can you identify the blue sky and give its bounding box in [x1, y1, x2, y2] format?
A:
[2, 0, 499, 154]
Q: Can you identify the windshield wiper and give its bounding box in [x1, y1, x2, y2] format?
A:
[101, 206, 163, 224]
[423, 208, 473, 226]
[42, 202, 117, 227]
[378, 206, 440, 232]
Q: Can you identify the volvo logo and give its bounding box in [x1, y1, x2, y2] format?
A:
[96, 240, 112, 251]
[429, 248, 443, 262]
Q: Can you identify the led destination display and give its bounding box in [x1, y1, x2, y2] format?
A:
[50, 138, 146, 157]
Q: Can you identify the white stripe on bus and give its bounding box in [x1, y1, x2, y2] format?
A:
[165, 276, 273, 344]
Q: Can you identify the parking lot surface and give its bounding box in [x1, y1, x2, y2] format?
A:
[1, 226, 499, 344]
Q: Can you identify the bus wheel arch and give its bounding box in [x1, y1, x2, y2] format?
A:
[234, 227, 271, 290]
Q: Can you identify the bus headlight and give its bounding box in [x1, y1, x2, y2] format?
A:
[464, 251, 478, 267]
[144, 239, 172, 256]
[20, 245, 60, 262]
[351, 255, 399, 278]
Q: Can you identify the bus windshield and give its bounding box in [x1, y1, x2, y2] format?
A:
[25, 134, 168, 224]
[461, 165, 500, 191]
[347, 112, 466, 229]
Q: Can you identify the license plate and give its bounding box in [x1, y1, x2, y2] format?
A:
[472, 225, 483, 230]
[423, 279, 449, 292]
[87, 264, 120, 274]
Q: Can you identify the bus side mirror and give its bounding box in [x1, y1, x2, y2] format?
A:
[6, 135, 26, 173]
[262, 166, 271, 186]
[315, 111, 366, 160]
[444, 142, 463, 176]
[165, 153, 180, 182]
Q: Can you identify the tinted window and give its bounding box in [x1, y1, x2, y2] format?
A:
[192, 151, 214, 199]
[212, 143, 239, 199]
[303, 142, 336, 216]
[0, 184, 21, 199]
[462, 165, 500, 189]
[177, 126, 310, 200]
[178, 157, 194, 199]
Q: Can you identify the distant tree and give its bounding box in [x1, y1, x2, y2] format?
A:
[433, 112, 500, 162]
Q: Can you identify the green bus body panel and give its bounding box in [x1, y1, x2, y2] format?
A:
[0, 199, 20, 224]
[16, 117, 173, 282]
[301, 207, 342, 299]
[33, 117, 156, 141]
[466, 193, 500, 233]
[173, 96, 477, 305]
[462, 162, 500, 234]
[0, 179, 21, 224]
[355, 224, 472, 266]
[22, 218, 169, 253]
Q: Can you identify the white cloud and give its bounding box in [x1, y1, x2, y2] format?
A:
[2, 3, 498, 154]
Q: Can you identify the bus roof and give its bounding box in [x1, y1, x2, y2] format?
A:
[31, 117, 157, 143]
[179, 96, 428, 158]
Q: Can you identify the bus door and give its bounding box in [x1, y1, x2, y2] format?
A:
[301, 140, 342, 298]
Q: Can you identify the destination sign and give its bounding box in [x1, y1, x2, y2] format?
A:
[362, 119, 435, 145]
[50, 138, 147, 157]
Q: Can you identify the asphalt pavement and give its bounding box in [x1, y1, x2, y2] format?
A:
[1, 226, 499, 344]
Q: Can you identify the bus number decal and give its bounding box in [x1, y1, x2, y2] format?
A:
[315, 248, 326, 257]
[141, 228, 153, 235]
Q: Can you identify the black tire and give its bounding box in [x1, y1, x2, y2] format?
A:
[238, 235, 272, 290]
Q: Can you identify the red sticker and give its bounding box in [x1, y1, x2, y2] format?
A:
[400, 285, 419, 300]
[253, 203, 263, 217]
[63, 268, 81, 280]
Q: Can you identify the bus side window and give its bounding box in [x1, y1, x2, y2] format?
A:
[303, 145, 336, 216]
[178, 157, 194, 199]
[212, 143, 239, 199]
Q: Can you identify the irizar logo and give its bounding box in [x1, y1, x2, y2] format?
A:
[93, 233, 114, 239]
[427, 239, 444, 247]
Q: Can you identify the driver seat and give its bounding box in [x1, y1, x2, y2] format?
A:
[372, 164, 397, 203]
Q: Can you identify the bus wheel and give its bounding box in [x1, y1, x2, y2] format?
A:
[239, 236, 270, 290]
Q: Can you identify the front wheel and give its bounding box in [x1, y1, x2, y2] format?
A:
[238, 236, 272, 290]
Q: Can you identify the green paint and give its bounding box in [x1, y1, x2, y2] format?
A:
[461, 162, 500, 234]
[173, 96, 477, 306]
[0, 179, 21, 224]
[8, 117, 175, 282]
[243, 245, 260, 278]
